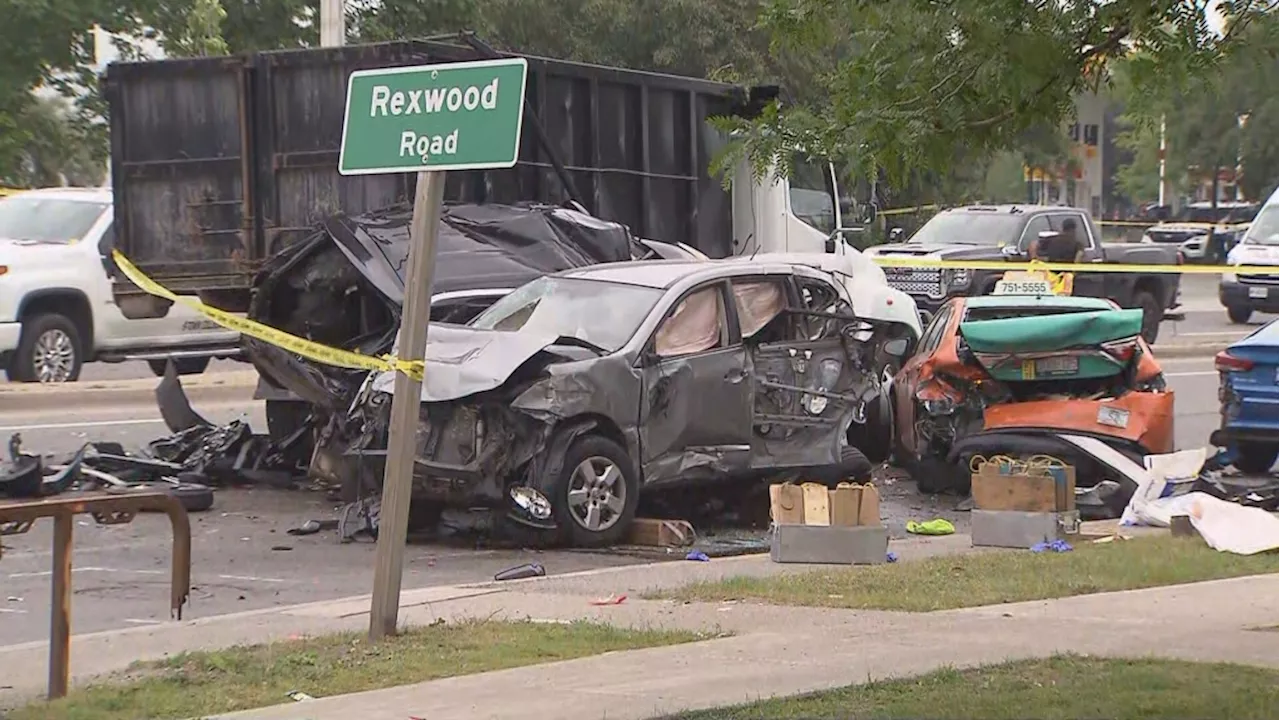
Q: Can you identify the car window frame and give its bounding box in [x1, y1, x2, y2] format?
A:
[1016, 215, 1052, 251]
[1046, 211, 1097, 249]
[917, 304, 955, 357]
[644, 279, 737, 361]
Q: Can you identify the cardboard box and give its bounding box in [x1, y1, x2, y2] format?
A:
[972, 509, 1081, 548]
[770, 481, 882, 527]
[971, 462, 1075, 513]
[770, 524, 889, 564]
[769, 483, 805, 525]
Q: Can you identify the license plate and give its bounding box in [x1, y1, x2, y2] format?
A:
[1097, 406, 1131, 429]
[1249, 286, 1268, 298]
[995, 279, 1052, 296]
[1020, 356, 1079, 380]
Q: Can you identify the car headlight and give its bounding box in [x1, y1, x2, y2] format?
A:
[1222, 269, 1239, 283]
[944, 267, 970, 289]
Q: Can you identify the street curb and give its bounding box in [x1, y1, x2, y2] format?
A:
[0, 371, 259, 414]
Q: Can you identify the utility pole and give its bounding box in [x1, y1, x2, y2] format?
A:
[320, 0, 345, 47]
[1235, 113, 1250, 201]
[1157, 114, 1167, 208]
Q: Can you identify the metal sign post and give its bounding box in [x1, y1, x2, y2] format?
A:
[338, 57, 528, 640]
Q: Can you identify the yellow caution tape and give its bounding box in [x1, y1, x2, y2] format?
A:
[870, 255, 1279, 275]
[111, 250, 424, 381]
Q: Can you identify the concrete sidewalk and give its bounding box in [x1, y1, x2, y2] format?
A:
[1, 534, 1274, 719]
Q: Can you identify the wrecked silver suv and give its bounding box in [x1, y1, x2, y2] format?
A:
[337, 259, 910, 547]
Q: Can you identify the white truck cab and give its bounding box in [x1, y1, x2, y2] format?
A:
[0, 188, 240, 382]
[1220, 189, 1279, 324]
[734, 154, 923, 338]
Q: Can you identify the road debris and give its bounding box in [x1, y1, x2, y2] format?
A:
[494, 563, 546, 581]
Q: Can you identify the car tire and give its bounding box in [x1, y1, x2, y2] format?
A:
[543, 434, 640, 548]
[1233, 442, 1278, 475]
[848, 385, 894, 465]
[7, 313, 84, 383]
[1130, 290, 1161, 344]
[147, 358, 211, 376]
[1226, 305, 1253, 324]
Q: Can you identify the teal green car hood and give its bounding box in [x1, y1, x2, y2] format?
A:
[959, 308, 1144, 354]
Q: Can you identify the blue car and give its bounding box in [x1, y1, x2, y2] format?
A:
[1211, 319, 1279, 474]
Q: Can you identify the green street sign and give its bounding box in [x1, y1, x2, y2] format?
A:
[338, 58, 528, 175]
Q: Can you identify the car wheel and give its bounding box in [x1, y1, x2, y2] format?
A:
[147, 358, 211, 376]
[546, 435, 639, 548]
[1233, 442, 1278, 475]
[8, 314, 83, 383]
[1130, 290, 1161, 344]
[848, 387, 893, 465]
[807, 447, 874, 486]
[1226, 305, 1253, 324]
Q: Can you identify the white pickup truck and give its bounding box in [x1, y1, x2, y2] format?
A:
[0, 188, 240, 382]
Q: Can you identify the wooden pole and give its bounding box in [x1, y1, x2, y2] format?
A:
[48, 513, 73, 698]
[368, 170, 446, 640]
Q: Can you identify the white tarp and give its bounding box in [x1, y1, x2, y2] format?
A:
[1121, 447, 1279, 555]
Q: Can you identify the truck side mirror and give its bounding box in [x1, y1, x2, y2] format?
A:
[888, 227, 905, 243]
[824, 237, 837, 253]
[1001, 244, 1023, 258]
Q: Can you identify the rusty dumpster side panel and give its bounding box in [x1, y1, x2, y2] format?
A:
[105, 39, 753, 307]
[104, 55, 254, 295]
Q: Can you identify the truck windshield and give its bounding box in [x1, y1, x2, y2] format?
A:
[789, 154, 836, 235]
[1242, 203, 1279, 246]
[470, 276, 663, 353]
[908, 211, 1022, 246]
[0, 196, 108, 244]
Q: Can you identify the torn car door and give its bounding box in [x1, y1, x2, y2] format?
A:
[638, 282, 753, 484]
[743, 276, 861, 469]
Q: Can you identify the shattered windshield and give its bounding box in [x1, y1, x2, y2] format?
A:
[907, 211, 1023, 246]
[1242, 203, 1279, 246]
[469, 276, 663, 353]
[0, 196, 108, 244]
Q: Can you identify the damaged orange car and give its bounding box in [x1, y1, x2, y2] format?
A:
[892, 294, 1174, 516]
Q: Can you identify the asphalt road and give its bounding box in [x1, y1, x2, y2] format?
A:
[0, 356, 1230, 646]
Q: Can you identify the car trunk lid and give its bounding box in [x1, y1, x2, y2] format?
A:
[958, 308, 1144, 382]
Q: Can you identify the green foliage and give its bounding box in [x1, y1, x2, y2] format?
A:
[722, 0, 1279, 192]
[1112, 4, 1278, 204]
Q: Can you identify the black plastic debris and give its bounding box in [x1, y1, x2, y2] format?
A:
[494, 563, 546, 581]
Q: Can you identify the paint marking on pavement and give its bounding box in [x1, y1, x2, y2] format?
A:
[7, 567, 166, 579]
[0, 608, 28, 614]
[217, 574, 288, 584]
[1166, 371, 1218, 378]
[123, 618, 163, 625]
[3, 540, 157, 561]
[0, 418, 165, 432]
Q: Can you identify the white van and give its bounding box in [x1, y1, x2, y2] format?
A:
[1221, 188, 1279, 324]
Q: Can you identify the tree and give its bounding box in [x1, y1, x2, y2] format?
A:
[715, 0, 1279, 189]
[1113, 8, 1278, 204]
[3, 95, 108, 187]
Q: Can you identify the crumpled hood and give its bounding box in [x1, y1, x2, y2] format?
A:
[369, 324, 567, 403]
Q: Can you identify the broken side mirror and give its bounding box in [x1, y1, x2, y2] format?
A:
[883, 337, 909, 358]
[888, 227, 905, 243]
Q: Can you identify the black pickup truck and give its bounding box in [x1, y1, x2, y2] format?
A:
[865, 205, 1183, 343]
